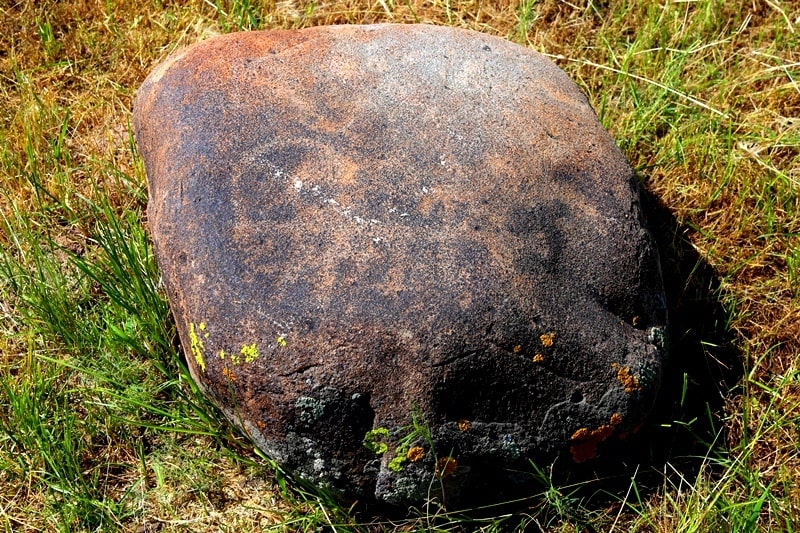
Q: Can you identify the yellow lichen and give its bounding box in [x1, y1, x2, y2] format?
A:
[457, 419, 471, 431]
[241, 343, 259, 363]
[189, 322, 206, 373]
[276, 335, 287, 348]
[540, 332, 555, 347]
[218, 349, 225, 359]
[533, 353, 545, 363]
[612, 363, 642, 393]
[406, 446, 425, 462]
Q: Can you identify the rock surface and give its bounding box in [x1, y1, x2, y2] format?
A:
[133, 23, 668, 506]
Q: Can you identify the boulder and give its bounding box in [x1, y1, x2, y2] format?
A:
[133, 23, 667, 506]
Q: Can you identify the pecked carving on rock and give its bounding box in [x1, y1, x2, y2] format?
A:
[133, 23, 667, 506]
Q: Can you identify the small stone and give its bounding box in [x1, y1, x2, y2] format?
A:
[133, 23, 667, 506]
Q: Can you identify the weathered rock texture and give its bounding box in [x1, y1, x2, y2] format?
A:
[133, 24, 667, 506]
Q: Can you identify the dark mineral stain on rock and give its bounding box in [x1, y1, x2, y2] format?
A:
[133, 23, 668, 506]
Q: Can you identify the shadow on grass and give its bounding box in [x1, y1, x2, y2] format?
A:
[640, 183, 744, 463]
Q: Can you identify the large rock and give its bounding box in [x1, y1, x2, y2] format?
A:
[133, 24, 667, 506]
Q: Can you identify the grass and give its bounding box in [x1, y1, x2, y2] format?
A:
[0, 0, 798, 530]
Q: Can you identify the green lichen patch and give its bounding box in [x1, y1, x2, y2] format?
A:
[388, 441, 411, 472]
[295, 396, 327, 424]
[363, 428, 390, 455]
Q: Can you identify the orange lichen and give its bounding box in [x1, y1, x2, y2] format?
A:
[571, 427, 590, 441]
[618, 420, 644, 440]
[435, 456, 458, 479]
[406, 446, 425, 462]
[571, 428, 589, 440]
[612, 363, 642, 393]
[540, 332, 555, 347]
[569, 413, 624, 463]
[513, 344, 523, 353]
[222, 367, 236, 382]
[457, 419, 471, 431]
[533, 353, 545, 363]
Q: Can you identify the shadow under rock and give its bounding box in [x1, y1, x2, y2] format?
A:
[538, 181, 745, 508]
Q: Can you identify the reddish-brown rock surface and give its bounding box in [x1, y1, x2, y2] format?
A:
[133, 24, 667, 506]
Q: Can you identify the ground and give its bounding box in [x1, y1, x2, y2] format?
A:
[0, 0, 798, 531]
